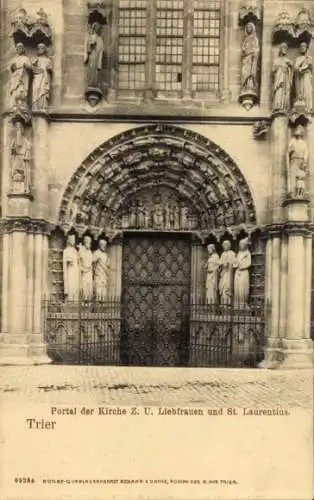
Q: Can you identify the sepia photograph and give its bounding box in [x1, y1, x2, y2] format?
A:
[0, 1, 313, 499]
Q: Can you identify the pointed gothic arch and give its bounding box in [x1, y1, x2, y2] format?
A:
[56, 124, 258, 241]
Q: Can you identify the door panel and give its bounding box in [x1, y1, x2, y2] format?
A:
[121, 233, 191, 366]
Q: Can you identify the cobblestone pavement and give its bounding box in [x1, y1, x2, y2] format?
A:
[0, 365, 313, 411]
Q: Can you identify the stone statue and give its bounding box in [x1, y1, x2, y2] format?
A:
[234, 198, 246, 223]
[9, 43, 32, 108]
[83, 22, 104, 91]
[10, 121, 31, 194]
[153, 200, 164, 228]
[79, 235, 93, 300]
[93, 238, 110, 301]
[240, 22, 260, 95]
[137, 200, 145, 227]
[224, 201, 235, 227]
[272, 43, 293, 113]
[32, 43, 52, 112]
[286, 125, 308, 198]
[293, 42, 313, 114]
[233, 238, 251, 307]
[205, 244, 220, 304]
[218, 240, 236, 305]
[63, 233, 80, 301]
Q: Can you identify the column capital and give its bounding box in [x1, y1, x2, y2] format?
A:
[261, 222, 314, 239]
[0, 218, 54, 236]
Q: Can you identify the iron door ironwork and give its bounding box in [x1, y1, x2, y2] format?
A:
[121, 233, 191, 366]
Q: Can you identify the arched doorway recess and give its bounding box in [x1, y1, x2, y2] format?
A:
[46, 124, 265, 367]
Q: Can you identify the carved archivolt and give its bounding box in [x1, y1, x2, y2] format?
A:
[57, 125, 257, 242]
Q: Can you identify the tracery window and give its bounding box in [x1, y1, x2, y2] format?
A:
[117, 0, 224, 98]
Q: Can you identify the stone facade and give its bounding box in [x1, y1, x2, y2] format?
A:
[0, 0, 313, 367]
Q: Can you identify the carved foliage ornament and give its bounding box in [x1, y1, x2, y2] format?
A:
[11, 7, 52, 46]
[272, 8, 313, 45]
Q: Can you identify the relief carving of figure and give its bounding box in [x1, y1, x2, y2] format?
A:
[293, 42, 313, 113]
[286, 125, 308, 198]
[10, 121, 31, 194]
[79, 235, 93, 300]
[32, 43, 52, 112]
[218, 240, 236, 305]
[83, 22, 104, 91]
[224, 201, 235, 227]
[63, 233, 80, 301]
[272, 43, 293, 113]
[234, 198, 246, 224]
[10, 43, 32, 108]
[233, 238, 251, 307]
[240, 22, 260, 95]
[93, 238, 110, 301]
[205, 244, 220, 304]
[153, 200, 164, 228]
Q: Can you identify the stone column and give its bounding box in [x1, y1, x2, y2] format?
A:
[259, 230, 282, 368]
[280, 224, 313, 368]
[270, 116, 289, 222]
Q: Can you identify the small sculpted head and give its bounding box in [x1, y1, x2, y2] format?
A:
[207, 243, 216, 255]
[222, 240, 231, 251]
[279, 42, 288, 56]
[67, 233, 76, 247]
[37, 43, 47, 56]
[239, 237, 249, 250]
[16, 42, 25, 55]
[99, 238, 107, 252]
[245, 22, 256, 35]
[294, 125, 305, 139]
[299, 42, 308, 55]
[83, 235, 92, 250]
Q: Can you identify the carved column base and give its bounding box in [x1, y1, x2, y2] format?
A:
[0, 333, 52, 365]
[279, 339, 313, 369]
[0, 333, 33, 366]
[258, 338, 283, 369]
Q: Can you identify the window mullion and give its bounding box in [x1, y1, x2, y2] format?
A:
[146, 0, 157, 98]
[182, 0, 193, 99]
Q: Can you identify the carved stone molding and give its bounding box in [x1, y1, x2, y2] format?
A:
[252, 120, 269, 139]
[272, 8, 313, 45]
[261, 222, 314, 239]
[57, 125, 257, 238]
[0, 218, 54, 236]
[11, 7, 52, 47]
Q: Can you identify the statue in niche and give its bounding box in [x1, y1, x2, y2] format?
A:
[234, 198, 246, 224]
[68, 196, 80, 225]
[205, 244, 220, 305]
[240, 22, 260, 109]
[218, 240, 236, 305]
[83, 22, 105, 105]
[153, 199, 164, 228]
[63, 233, 80, 301]
[215, 204, 225, 227]
[93, 238, 110, 301]
[293, 42, 313, 114]
[272, 43, 293, 114]
[129, 201, 138, 227]
[10, 121, 31, 194]
[9, 43, 32, 109]
[224, 201, 235, 227]
[79, 235, 93, 300]
[286, 125, 308, 198]
[89, 202, 100, 226]
[180, 204, 189, 229]
[137, 200, 146, 227]
[233, 238, 251, 307]
[32, 43, 52, 112]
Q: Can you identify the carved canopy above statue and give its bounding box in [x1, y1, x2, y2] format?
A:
[58, 124, 257, 241]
